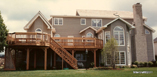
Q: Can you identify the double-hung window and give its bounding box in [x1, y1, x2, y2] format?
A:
[105, 31, 110, 43]
[91, 19, 102, 27]
[54, 18, 63, 25]
[80, 18, 86, 25]
[113, 26, 125, 46]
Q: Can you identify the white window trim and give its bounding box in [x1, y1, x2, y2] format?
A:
[105, 31, 110, 43]
[145, 29, 150, 34]
[91, 19, 102, 27]
[106, 51, 126, 66]
[35, 28, 42, 33]
[54, 18, 63, 25]
[113, 26, 125, 46]
[80, 18, 86, 25]
[86, 32, 93, 38]
[54, 34, 60, 37]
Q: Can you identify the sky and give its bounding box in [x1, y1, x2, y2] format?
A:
[0, 0, 157, 54]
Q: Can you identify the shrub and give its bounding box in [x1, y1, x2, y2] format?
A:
[139, 62, 144, 67]
[90, 62, 94, 67]
[100, 63, 104, 67]
[144, 62, 148, 67]
[134, 61, 138, 66]
[122, 66, 130, 68]
[148, 61, 153, 67]
[156, 61, 157, 66]
[131, 65, 137, 68]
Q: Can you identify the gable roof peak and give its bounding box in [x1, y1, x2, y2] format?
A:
[24, 11, 53, 30]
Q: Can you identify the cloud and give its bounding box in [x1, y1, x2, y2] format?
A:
[0, 0, 157, 38]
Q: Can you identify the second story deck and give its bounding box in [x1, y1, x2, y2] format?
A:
[7, 32, 103, 49]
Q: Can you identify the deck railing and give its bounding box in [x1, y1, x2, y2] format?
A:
[7, 32, 103, 49]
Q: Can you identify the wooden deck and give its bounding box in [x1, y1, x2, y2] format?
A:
[7, 32, 103, 49]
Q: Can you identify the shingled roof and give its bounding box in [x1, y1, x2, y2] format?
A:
[76, 9, 147, 19]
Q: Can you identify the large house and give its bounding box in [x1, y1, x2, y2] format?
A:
[4, 3, 155, 70]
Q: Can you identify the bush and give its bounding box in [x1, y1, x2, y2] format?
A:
[156, 61, 157, 66]
[144, 62, 148, 67]
[100, 63, 104, 67]
[134, 61, 138, 66]
[90, 62, 94, 67]
[131, 65, 137, 68]
[148, 61, 153, 67]
[121, 66, 130, 68]
[139, 62, 144, 67]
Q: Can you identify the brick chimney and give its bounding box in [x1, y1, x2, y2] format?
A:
[133, 3, 148, 62]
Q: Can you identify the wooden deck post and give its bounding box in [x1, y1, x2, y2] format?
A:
[72, 50, 75, 57]
[26, 49, 29, 70]
[44, 48, 47, 70]
[94, 50, 96, 67]
[34, 51, 36, 69]
[53, 52, 56, 68]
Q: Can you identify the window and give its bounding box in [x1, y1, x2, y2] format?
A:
[54, 34, 60, 37]
[35, 28, 42, 33]
[113, 26, 125, 46]
[68, 36, 74, 46]
[75, 53, 86, 61]
[80, 18, 86, 25]
[105, 31, 110, 43]
[86, 32, 93, 38]
[145, 29, 150, 34]
[91, 19, 102, 27]
[107, 51, 126, 65]
[54, 34, 60, 42]
[54, 18, 63, 25]
[35, 28, 42, 39]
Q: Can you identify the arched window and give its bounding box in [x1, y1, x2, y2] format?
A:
[54, 34, 60, 42]
[54, 34, 60, 37]
[86, 32, 93, 38]
[113, 26, 125, 45]
[35, 28, 42, 33]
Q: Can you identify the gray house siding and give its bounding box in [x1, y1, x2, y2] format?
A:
[27, 17, 51, 34]
[145, 27, 154, 61]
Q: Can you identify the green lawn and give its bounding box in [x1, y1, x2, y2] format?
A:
[0, 67, 157, 77]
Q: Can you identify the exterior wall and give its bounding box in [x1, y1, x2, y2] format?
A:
[51, 17, 133, 37]
[154, 42, 157, 56]
[102, 20, 130, 65]
[27, 17, 51, 34]
[145, 27, 154, 61]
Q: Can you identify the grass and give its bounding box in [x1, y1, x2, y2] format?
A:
[0, 67, 157, 77]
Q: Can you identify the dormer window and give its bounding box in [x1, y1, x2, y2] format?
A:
[91, 19, 102, 27]
[80, 18, 86, 25]
[145, 29, 150, 34]
[54, 18, 63, 25]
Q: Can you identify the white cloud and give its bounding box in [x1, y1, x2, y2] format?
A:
[0, 0, 157, 38]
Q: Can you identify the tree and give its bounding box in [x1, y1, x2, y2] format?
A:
[0, 11, 8, 52]
[101, 37, 118, 69]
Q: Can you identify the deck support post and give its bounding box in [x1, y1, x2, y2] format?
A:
[94, 50, 97, 67]
[34, 51, 36, 69]
[53, 52, 56, 68]
[44, 48, 47, 70]
[72, 50, 75, 57]
[26, 48, 30, 70]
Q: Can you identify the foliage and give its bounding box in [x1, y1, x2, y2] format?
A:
[134, 61, 138, 66]
[101, 37, 118, 69]
[90, 62, 94, 67]
[100, 63, 104, 66]
[0, 11, 8, 52]
[148, 61, 153, 66]
[156, 61, 157, 66]
[131, 65, 138, 68]
[139, 62, 144, 66]
[144, 62, 148, 67]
